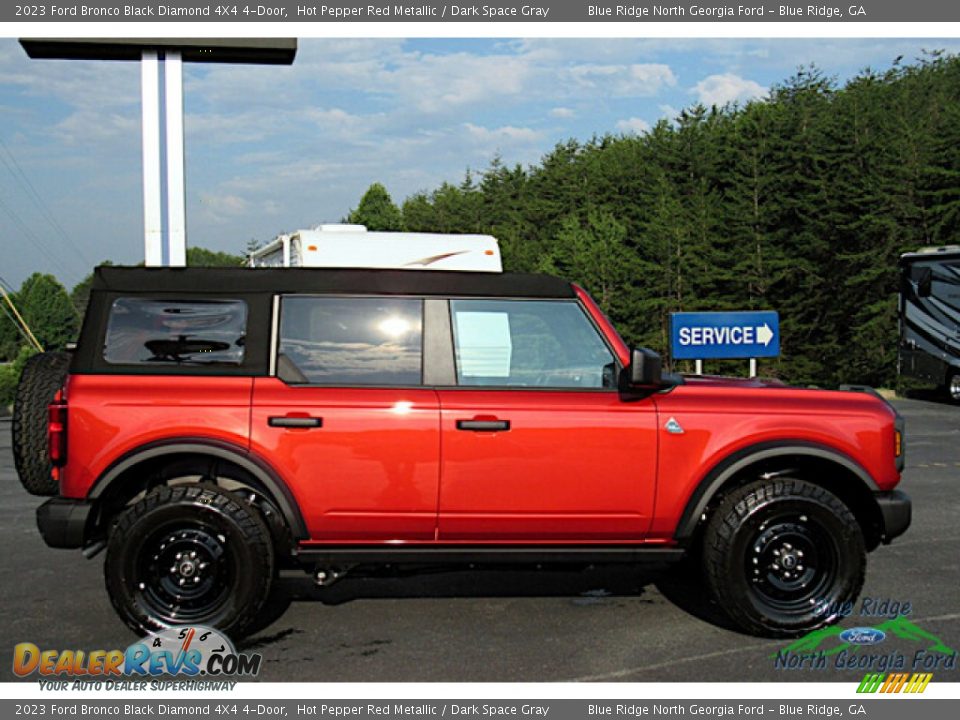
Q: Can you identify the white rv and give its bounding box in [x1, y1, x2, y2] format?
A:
[249, 224, 503, 272]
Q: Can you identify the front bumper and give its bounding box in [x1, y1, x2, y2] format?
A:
[875, 490, 911, 544]
[36, 497, 94, 549]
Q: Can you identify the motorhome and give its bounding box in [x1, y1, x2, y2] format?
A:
[249, 224, 503, 272]
[898, 245, 960, 401]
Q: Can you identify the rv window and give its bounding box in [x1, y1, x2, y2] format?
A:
[915, 267, 933, 298]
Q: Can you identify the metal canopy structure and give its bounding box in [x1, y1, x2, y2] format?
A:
[19, 38, 297, 64]
[20, 38, 297, 267]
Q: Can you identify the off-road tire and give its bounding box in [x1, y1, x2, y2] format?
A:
[12, 351, 70, 496]
[702, 477, 866, 638]
[105, 485, 275, 638]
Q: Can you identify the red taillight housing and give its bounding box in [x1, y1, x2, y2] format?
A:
[48, 390, 67, 468]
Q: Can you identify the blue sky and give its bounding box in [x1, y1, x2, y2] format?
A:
[2, 37, 960, 290]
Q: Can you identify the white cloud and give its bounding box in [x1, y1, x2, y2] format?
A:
[691, 73, 767, 107]
[616, 117, 651, 135]
[186, 111, 284, 145]
[51, 110, 138, 145]
[408, 54, 534, 113]
[570, 63, 676, 96]
[464, 123, 543, 145]
[550, 107, 575, 118]
[198, 193, 248, 223]
[629, 64, 677, 88]
[659, 104, 680, 120]
[195, 42, 537, 117]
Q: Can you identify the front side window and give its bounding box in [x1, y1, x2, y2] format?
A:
[103, 298, 247, 366]
[450, 299, 616, 388]
[278, 297, 423, 385]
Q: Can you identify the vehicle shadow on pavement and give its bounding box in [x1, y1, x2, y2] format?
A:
[240, 562, 742, 648]
[653, 558, 740, 633]
[290, 564, 662, 603]
[902, 388, 957, 404]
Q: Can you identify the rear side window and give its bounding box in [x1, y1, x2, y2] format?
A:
[103, 298, 247, 366]
[278, 297, 423, 385]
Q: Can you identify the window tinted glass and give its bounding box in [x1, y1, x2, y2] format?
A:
[279, 297, 423, 385]
[450, 299, 616, 388]
[104, 298, 247, 365]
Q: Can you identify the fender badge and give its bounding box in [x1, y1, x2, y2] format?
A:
[665, 417, 684, 434]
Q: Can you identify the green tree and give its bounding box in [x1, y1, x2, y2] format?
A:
[346, 182, 403, 230]
[537, 209, 635, 317]
[15, 273, 79, 351]
[186, 247, 245, 267]
[400, 192, 436, 231]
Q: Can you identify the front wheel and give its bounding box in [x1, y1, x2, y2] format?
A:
[105, 485, 275, 638]
[702, 478, 865, 637]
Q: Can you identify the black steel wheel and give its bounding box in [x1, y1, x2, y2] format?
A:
[105, 485, 274, 638]
[702, 477, 865, 637]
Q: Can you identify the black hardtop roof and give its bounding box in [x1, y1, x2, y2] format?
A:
[91, 266, 576, 299]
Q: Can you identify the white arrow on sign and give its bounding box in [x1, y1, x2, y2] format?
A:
[756, 323, 774, 346]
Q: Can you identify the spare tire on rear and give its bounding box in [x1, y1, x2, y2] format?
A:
[12, 351, 70, 496]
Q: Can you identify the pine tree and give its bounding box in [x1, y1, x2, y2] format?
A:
[347, 183, 403, 230]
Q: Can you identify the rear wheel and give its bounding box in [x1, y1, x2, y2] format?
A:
[12, 351, 70, 496]
[105, 485, 274, 638]
[702, 477, 865, 637]
[947, 371, 960, 403]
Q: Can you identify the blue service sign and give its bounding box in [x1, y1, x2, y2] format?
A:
[670, 311, 780, 360]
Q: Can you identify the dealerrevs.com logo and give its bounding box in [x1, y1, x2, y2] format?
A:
[13, 626, 261, 689]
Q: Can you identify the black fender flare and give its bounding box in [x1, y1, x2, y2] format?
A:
[673, 441, 879, 542]
[88, 439, 308, 540]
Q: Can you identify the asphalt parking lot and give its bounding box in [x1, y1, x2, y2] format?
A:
[2, 397, 958, 683]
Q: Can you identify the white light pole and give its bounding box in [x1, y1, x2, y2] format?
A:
[141, 50, 186, 266]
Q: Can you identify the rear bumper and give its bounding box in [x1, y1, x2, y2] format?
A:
[875, 490, 911, 544]
[36, 497, 94, 549]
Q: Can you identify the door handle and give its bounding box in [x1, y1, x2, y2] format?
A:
[268, 416, 323, 428]
[456, 419, 510, 432]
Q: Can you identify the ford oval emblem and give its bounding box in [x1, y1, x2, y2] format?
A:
[840, 627, 887, 645]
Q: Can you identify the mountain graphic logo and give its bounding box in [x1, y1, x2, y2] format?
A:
[772, 616, 956, 658]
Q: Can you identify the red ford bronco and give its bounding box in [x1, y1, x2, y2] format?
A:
[13, 266, 910, 638]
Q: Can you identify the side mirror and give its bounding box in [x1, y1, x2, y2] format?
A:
[628, 347, 663, 387]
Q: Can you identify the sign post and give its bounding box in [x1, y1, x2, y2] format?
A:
[671, 311, 780, 376]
